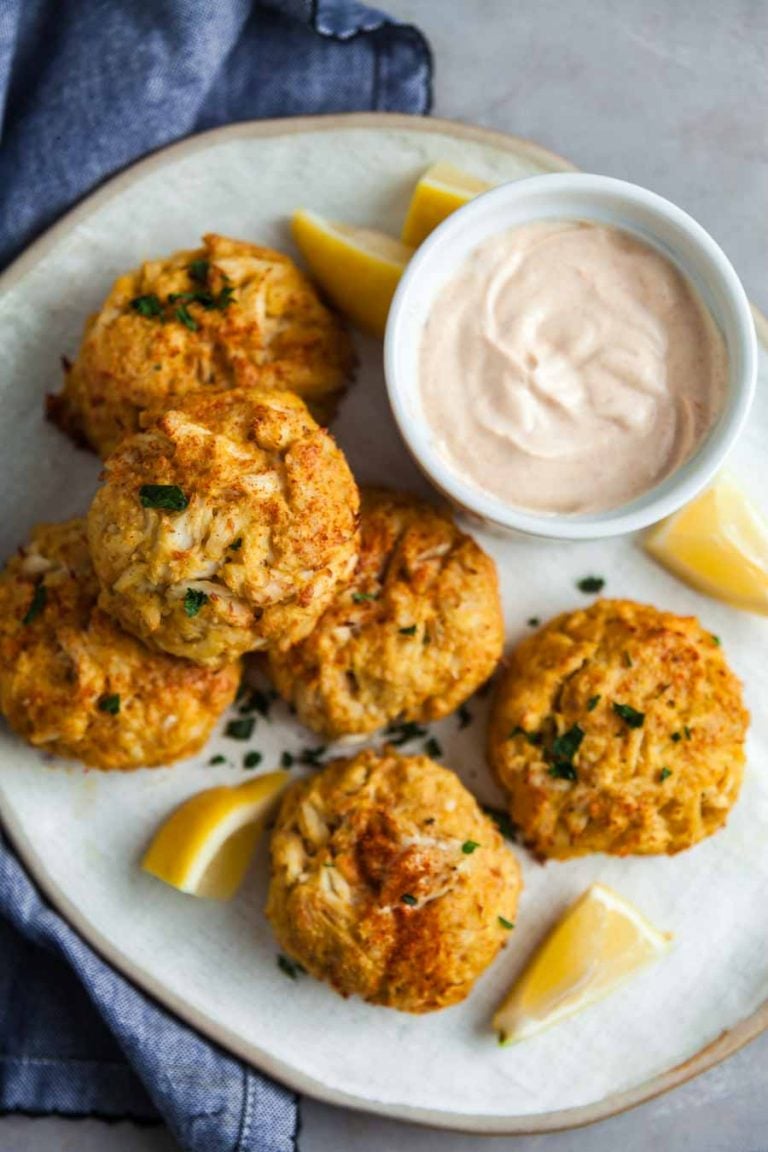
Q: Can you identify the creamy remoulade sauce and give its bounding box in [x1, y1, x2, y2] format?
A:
[419, 221, 727, 515]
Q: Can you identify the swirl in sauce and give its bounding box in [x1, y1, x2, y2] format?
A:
[419, 221, 727, 515]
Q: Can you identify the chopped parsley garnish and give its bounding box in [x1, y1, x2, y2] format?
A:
[183, 588, 209, 617]
[671, 731, 682, 743]
[498, 916, 515, 930]
[175, 303, 198, 331]
[509, 726, 542, 746]
[577, 575, 605, 594]
[238, 688, 272, 718]
[613, 702, 645, 729]
[399, 624, 417, 636]
[457, 704, 472, 729]
[684, 725, 693, 740]
[209, 754, 228, 766]
[424, 736, 443, 759]
[587, 694, 601, 711]
[225, 716, 255, 741]
[300, 745, 326, 767]
[546, 724, 584, 781]
[622, 651, 633, 668]
[527, 617, 540, 628]
[711, 634, 721, 646]
[277, 954, 304, 980]
[229, 537, 243, 551]
[131, 294, 163, 318]
[461, 840, 480, 854]
[482, 805, 517, 840]
[385, 720, 428, 746]
[280, 751, 295, 769]
[22, 582, 47, 625]
[243, 751, 263, 769]
[401, 893, 417, 906]
[97, 693, 120, 715]
[659, 767, 672, 782]
[352, 591, 379, 603]
[139, 484, 189, 511]
[187, 259, 210, 285]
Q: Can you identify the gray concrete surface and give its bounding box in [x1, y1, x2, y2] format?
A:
[2, 1, 766, 1149]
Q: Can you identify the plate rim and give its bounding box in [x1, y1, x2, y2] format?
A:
[1, 110, 767, 1136]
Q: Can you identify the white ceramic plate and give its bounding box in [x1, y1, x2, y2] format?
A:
[1, 114, 768, 1135]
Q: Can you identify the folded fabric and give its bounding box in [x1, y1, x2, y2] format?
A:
[0, 2, 431, 1148]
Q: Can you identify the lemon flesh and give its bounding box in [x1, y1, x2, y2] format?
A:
[401, 162, 492, 247]
[292, 209, 413, 338]
[493, 883, 671, 1045]
[141, 772, 289, 900]
[645, 474, 768, 615]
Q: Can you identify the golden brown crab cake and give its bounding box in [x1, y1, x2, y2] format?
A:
[49, 233, 356, 457]
[268, 489, 503, 740]
[266, 747, 521, 1012]
[87, 387, 359, 668]
[488, 599, 749, 859]
[0, 519, 240, 770]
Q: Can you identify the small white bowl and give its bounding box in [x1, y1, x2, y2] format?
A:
[384, 173, 757, 540]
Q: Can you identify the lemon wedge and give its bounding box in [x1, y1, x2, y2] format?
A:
[645, 474, 768, 615]
[141, 772, 289, 900]
[493, 883, 671, 1045]
[292, 209, 413, 338]
[401, 162, 492, 246]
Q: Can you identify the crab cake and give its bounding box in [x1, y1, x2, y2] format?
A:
[0, 520, 240, 770]
[49, 233, 355, 457]
[488, 599, 749, 859]
[87, 387, 359, 667]
[268, 489, 503, 739]
[267, 747, 521, 1012]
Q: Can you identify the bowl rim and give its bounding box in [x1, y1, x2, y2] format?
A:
[384, 171, 758, 539]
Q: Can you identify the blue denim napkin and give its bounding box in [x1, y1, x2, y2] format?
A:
[0, 2, 431, 1148]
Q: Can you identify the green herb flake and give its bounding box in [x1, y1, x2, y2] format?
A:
[527, 617, 540, 628]
[183, 588, 209, 618]
[187, 259, 210, 285]
[659, 767, 672, 782]
[225, 716, 255, 741]
[209, 754, 228, 766]
[280, 751, 295, 770]
[424, 736, 443, 759]
[684, 725, 693, 740]
[587, 694, 601, 712]
[461, 840, 480, 855]
[131, 294, 163, 318]
[277, 954, 304, 980]
[385, 721, 428, 747]
[97, 693, 120, 715]
[482, 805, 517, 841]
[399, 624, 417, 636]
[300, 745, 326, 767]
[577, 575, 605, 594]
[711, 634, 721, 646]
[175, 303, 199, 331]
[229, 537, 243, 552]
[238, 688, 271, 719]
[508, 725, 542, 747]
[457, 704, 472, 730]
[243, 751, 263, 769]
[498, 916, 515, 930]
[671, 731, 682, 743]
[546, 724, 584, 782]
[612, 702, 645, 729]
[352, 591, 379, 603]
[139, 484, 189, 512]
[622, 651, 633, 668]
[22, 582, 47, 625]
[401, 893, 418, 907]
